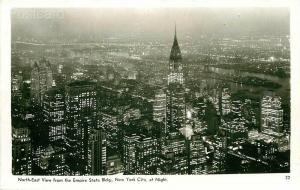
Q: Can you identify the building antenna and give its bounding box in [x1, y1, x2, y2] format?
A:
[175, 22, 177, 37]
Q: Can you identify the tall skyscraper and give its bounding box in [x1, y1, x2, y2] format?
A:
[123, 134, 159, 175]
[99, 112, 120, 152]
[43, 83, 66, 142]
[43, 145, 69, 176]
[11, 71, 23, 101]
[11, 71, 24, 118]
[65, 80, 97, 175]
[90, 128, 107, 175]
[135, 136, 159, 175]
[38, 82, 69, 175]
[12, 118, 32, 175]
[212, 135, 227, 173]
[158, 131, 189, 174]
[221, 88, 231, 116]
[166, 25, 186, 133]
[123, 134, 140, 174]
[189, 134, 207, 174]
[153, 89, 167, 123]
[30, 57, 53, 105]
[261, 93, 283, 134]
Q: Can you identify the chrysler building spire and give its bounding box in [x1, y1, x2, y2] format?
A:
[169, 24, 182, 65]
[168, 24, 184, 85]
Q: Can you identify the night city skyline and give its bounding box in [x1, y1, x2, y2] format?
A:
[11, 8, 290, 176]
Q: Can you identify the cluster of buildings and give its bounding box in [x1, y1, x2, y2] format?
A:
[11, 28, 290, 176]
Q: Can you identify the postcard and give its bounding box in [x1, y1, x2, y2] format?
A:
[1, 0, 299, 190]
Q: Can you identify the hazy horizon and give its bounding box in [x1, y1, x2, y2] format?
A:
[12, 8, 289, 42]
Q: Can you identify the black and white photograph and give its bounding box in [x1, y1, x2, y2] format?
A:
[1, 0, 300, 189]
[10, 7, 291, 175]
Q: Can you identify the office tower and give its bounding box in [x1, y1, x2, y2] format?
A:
[212, 135, 227, 173]
[242, 99, 258, 127]
[158, 131, 188, 174]
[65, 80, 97, 175]
[99, 112, 120, 152]
[46, 145, 69, 175]
[221, 88, 231, 116]
[210, 89, 220, 113]
[123, 134, 140, 174]
[261, 93, 283, 134]
[220, 118, 248, 143]
[123, 134, 159, 175]
[166, 26, 186, 133]
[153, 89, 166, 123]
[43, 83, 66, 142]
[11, 71, 23, 101]
[12, 118, 32, 175]
[135, 136, 159, 174]
[205, 101, 220, 136]
[30, 143, 69, 175]
[162, 26, 190, 175]
[90, 128, 107, 175]
[11, 71, 24, 118]
[189, 134, 207, 174]
[36, 145, 54, 171]
[30, 57, 53, 105]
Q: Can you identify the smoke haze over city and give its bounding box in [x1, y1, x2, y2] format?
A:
[12, 8, 289, 42]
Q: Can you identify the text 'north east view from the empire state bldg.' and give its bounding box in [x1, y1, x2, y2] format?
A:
[11, 8, 290, 175]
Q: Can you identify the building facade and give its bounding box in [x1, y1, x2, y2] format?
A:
[12, 119, 32, 175]
[43, 85, 66, 142]
[65, 80, 97, 175]
[90, 128, 107, 175]
[30, 58, 53, 105]
[153, 89, 167, 124]
[261, 93, 284, 134]
[166, 26, 186, 133]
